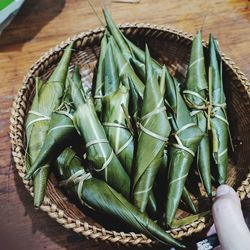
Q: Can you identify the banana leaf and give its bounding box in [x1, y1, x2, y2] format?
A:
[109, 36, 144, 97]
[121, 75, 142, 129]
[183, 31, 211, 196]
[171, 211, 210, 229]
[70, 72, 130, 198]
[56, 147, 184, 248]
[164, 69, 203, 226]
[102, 9, 163, 78]
[182, 187, 198, 214]
[102, 83, 158, 215]
[155, 149, 197, 215]
[102, 85, 134, 175]
[132, 47, 171, 212]
[25, 43, 73, 207]
[103, 38, 119, 96]
[93, 34, 108, 115]
[25, 93, 76, 180]
[103, 9, 133, 61]
[209, 35, 229, 184]
[25, 78, 45, 147]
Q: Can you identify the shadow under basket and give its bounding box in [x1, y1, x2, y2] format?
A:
[10, 24, 250, 247]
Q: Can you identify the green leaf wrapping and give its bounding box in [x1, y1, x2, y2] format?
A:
[164, 69, 203, 226]
[25, 102, 76, 180]
[171, 211, 210, 229]
[102, 84, 157, 215]
[103, 9, 134, 62]
[103, 8, 166, 81]
[25, 78, 45, 150]
[155, 150, 197, 215]
[182, 187, 198, 214]
[209, 35, 229, 184]
[25, 43, 73, 207]
[55, 148, 185, 248]
[183, 31, 211, 196]
[93, 34, 108, 115]
[70, 75, 130, 198]
[132, 47, 171, 212]
[103, 39, 119, 96]
[109, 36, 144, 97]
[102, 85, 134, 175]
[122, 75, 142, 127]
[103, 8, 162, 78]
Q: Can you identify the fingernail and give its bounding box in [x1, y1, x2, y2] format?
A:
[216, 185, 230, 197]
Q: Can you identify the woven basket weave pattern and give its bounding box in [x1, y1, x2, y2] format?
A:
[10, 24, 250, 247]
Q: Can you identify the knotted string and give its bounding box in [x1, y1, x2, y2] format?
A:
[170, 123, 197, 157]
[26, 110, 51, 128]
[103, 122, 133, 155]
[60, 170, 93, 208]
[138, 105, 168, 143]
[85, 139, 115, 180]
[183, 89, 233, 150]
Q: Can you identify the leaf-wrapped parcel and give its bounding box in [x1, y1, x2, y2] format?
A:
[183, 31, 211, 196]
[103, 39, 120, 96]
[102, 85, 134, 175]
[102, 77, 158, 215]
[164, 69, 203, 226]
[103, 8, 163, 79]
[132, 47, 171, 212]
[25, 43, 73, 207]
[56, 147, 185, 248]
[209, 35, 230, 184]
[93, 34, 108, 115]
[70, 72, 130, 198]
[109, 36, 144, 98]
[25, 76, 77, 180]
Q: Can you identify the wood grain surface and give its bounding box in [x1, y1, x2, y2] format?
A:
[1, 0, 250, 249]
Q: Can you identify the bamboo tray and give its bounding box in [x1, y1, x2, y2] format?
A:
[10, 24, 250, 247]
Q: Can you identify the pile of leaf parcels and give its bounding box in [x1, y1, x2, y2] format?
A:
[24, 9, 231, 248]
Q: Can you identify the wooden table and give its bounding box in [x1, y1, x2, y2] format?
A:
[1, 0, 249, 249]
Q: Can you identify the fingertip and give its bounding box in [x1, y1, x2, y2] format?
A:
[215, 185, 241, 207]
[216, 184, 236, 197]
[212, 190, 250, 250]
[216, 184, 229, 197]
[212, 194, 236, 215]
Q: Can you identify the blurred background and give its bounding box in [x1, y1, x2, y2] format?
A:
[0, 0, 249, 249]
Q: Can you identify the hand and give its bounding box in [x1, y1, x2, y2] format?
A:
[207, 185, 250, 250]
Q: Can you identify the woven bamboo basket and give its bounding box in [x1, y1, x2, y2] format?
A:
[10, 24, 250, 247]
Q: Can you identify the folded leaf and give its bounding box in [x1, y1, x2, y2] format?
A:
[109, 36, 144, 97]
[183, 31, 211, 196]
[102, 83, 158, 215]
[103, 8, 162, 78]
[182, 187, 198, 214]
[155, 149, 197, 215]
[93, 34, 108, 115]
[164, 69, 203, 226]
[25, 91, 76, 181]
[103, 38, 119, 96]
[209, 35, 229, 184]
[102, 85, 134, 175]
[71, 73, 130, 198]
[56, 147, 185, 248]
[25, 43, 73, 207]
[103, 9, 134, 61]
[171, 211, 210, 229]
[132, 47, 171, 212]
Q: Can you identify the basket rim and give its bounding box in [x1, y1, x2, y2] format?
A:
[9, 23, 250, 247]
